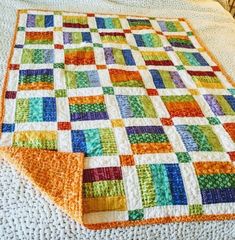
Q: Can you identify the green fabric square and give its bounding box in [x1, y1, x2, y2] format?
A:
[228, 89, 235, 96]
[187, 32, 193, 36]
[176, 152, 191, 163]
[90, 28, 98, 32]
[54, 11, 62, 15]
[128, 209, 144, 221]
[176, 65, 185, 70]
[103, 87, 114, 95]
[55, 89, 67, 97]
[189, 204, 203, 215]
[54, 63, 64, 69]
[15, 99, 29, 123]
[207, 117, 221, 125]
[18, 27, 25, 31]
[130, 45, 139, 51]
[93, 43, 103, 48]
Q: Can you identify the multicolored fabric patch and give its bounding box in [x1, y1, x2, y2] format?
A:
[126, 126, 172, 154]
[104, 47, 135, 65]
[18, 69, 54, 90]
[65, 70, 100, 88]
[69, 96, 108, 121]
[1, 10, 235, 229]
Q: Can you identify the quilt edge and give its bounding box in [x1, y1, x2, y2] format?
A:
[0, 9, 235, 230]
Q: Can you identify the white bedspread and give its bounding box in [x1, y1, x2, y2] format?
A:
[0, 0, 235, 239]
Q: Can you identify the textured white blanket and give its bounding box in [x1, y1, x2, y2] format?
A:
[0, 0, 235, 239]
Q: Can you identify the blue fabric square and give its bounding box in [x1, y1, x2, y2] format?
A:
[149, 70, 165, 88]
[72, 130, 87, 152]
[43, 97, 57, 121]
[193, 53, 209, 66]
[134, 34, 145, 47]
[2, 123, 15, 133]
[224, 95, 235, 111]
[82, 32, 92, 43]
[165, 164, 187, 205]
[96, 17, 105, 29]
[123, 50, 135, 66]
[45, 15, 54, 27]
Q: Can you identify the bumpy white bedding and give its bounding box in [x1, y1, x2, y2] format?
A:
[0, 0, 235, 239]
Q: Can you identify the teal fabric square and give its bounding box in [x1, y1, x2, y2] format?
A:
[128, 209, 144, 221]
[29, 98, 43, 122]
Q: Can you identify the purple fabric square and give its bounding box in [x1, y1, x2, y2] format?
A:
[5, 91, 17, 99]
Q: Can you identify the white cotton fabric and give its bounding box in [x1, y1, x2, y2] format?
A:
[0, 0, 235, 239]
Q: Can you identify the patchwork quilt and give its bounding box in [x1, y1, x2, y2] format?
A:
[0, 9, 235, 229]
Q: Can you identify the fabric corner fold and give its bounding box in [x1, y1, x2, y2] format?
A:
[0, 147, 84, 224]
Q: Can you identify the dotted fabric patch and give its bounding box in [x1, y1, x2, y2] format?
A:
[1, 10, 235, 228]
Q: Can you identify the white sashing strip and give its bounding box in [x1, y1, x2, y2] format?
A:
[113, 128, 132, 155]
[122, 166, 143, 210]
[190, 152, 230, 162]
[58, 131, 72, 152]
[180, 163, 202, 205]
[135, 153, 178, 165]
[84, 156, 120, 169]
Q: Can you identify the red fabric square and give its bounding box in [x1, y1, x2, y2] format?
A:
[9, 64, 20, 70]
[87, 13, 95, 17]
[228, 152, 235, 162]
[212, 66, 220, 72]
[147, 89, 158, 96]
[124, 29, 131, 33]
[58, 122, 71, 130]
[54, 44, 64, 49]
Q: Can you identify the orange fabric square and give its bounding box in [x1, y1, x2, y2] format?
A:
[111, 119, 125, 128]
[96, 65, 107, 70]
[65, 49, 95, 65]
[223, 123, 235, 142]
[58, 122, 72, 130]
[161, 118, 173, 126]
[147, 89, 158, 96]
[119, 155, 135, 166]
[131, 143, 173, 154]
[156, 31, 163, 35]
[164, 101, 203, 117]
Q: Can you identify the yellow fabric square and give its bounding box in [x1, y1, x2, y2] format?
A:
[138, 66, 147, 70]
[111, 119, 125, 127]
[188, 89, 200, 95]
[54, 27, 63, 31]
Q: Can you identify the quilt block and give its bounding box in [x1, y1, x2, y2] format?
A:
[0, 10, 234, 229]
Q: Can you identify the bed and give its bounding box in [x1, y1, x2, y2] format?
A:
[0, 0, 235, 239]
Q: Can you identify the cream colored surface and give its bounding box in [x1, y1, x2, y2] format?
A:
[0, 0, 235, 239]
